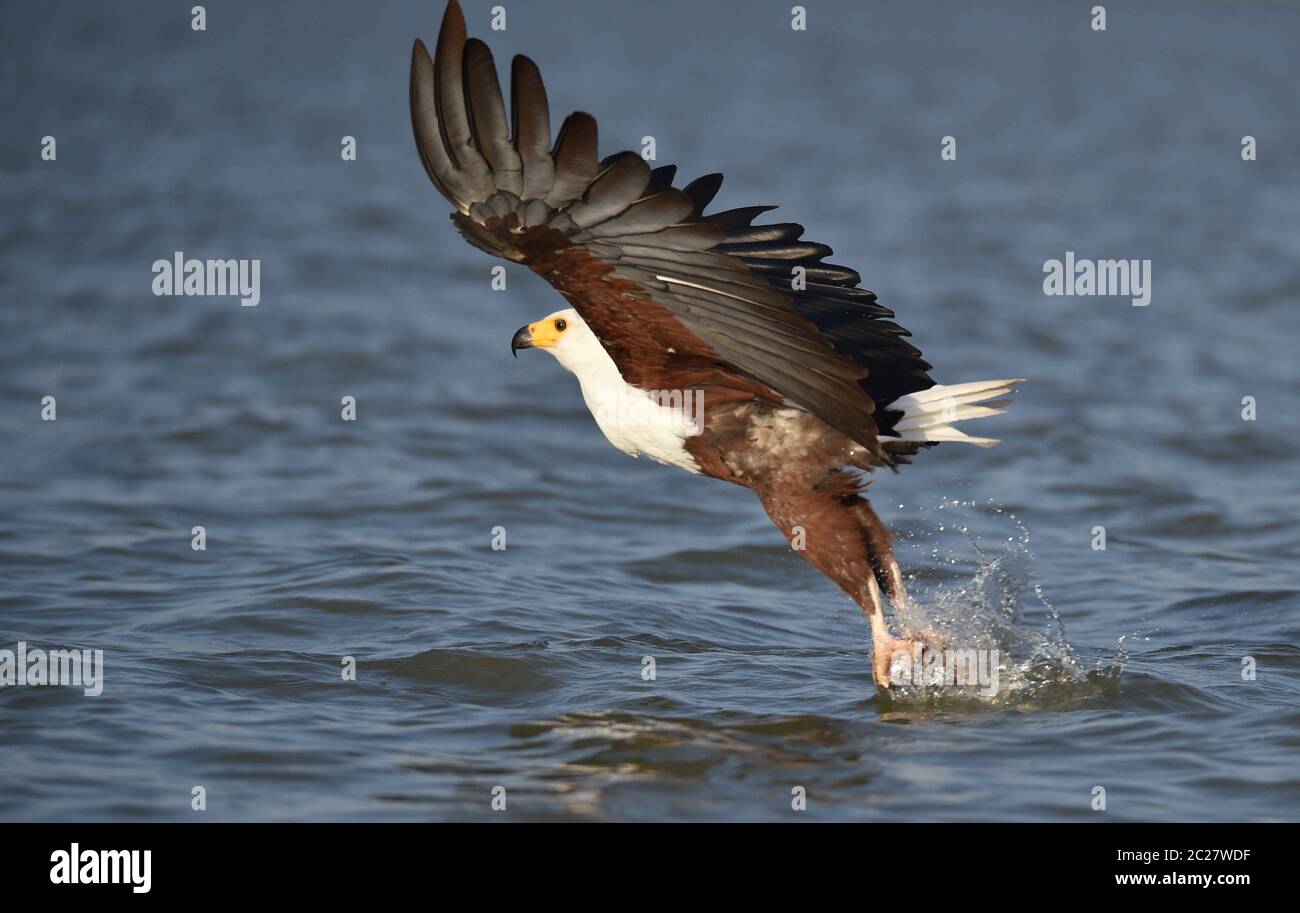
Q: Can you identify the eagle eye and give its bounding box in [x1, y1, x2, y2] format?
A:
[554, 319, 567, 332]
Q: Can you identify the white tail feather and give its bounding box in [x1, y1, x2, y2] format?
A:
[892, 405, 1004, 432]
[879, 379, 1023, 448]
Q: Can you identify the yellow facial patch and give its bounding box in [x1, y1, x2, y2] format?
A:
[527, 315, 569, 348]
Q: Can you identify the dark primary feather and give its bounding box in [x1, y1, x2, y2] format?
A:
[682, 173, 723, 211]
[410, 39, 465, 210]
[410, 0, 935, 453]
[433, 0, 489, 184]
[463, 39, 521, 196]
[567, 153, 652, 228]
[547, 113, 600, 208]
[510, 55, 554, 200]
[646, 164, 678, 194]
[707, 207, 934, 411]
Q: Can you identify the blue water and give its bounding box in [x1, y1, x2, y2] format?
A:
[2, 0, 1298, 821]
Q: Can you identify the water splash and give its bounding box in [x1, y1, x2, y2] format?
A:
[880, 498, 1122, 711]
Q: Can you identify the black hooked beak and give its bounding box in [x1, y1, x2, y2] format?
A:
[510, 324, 533, 358]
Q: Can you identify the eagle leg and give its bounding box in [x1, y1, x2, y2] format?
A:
[850, 498, 938, 687]
[752, 473, 927, 692]
[847, 497, 911, 611]
[850, 497, 949, 668]
[863, 575, 929, 688]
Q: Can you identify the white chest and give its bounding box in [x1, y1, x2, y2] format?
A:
[542, 309, 704, 474]
[577, 378, 703, 474]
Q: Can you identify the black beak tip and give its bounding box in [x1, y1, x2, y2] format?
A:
[510, 325, 533, 359]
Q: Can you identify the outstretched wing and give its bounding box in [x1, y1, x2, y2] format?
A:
[410, 0, 934, 454]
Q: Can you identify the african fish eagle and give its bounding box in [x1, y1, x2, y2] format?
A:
[410, 0, 1022, 690]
